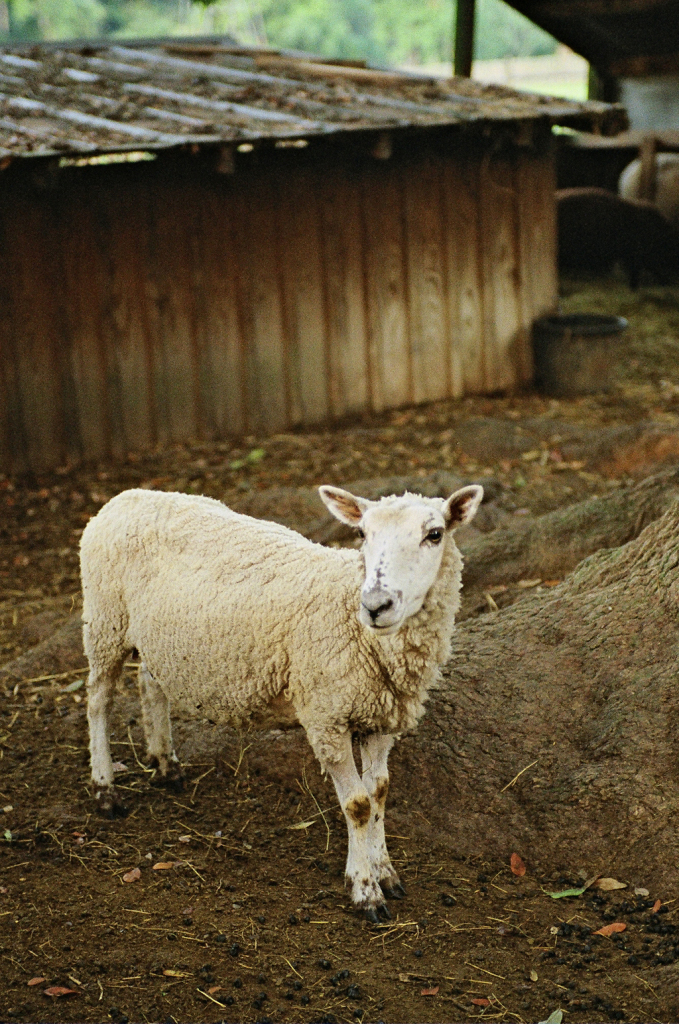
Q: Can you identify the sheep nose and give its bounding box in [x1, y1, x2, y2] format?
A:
[362, 592, 394, 621]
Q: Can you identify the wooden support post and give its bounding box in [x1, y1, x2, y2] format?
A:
[454, 0, 476, 78]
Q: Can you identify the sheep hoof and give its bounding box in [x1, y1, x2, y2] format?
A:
[364, 901, 391, 924]
[381, 881, 406, 899]
[95, 787, 127, 818]
[149, 760, 185, 792]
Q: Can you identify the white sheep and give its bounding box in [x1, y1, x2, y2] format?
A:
[80, 483, 482, 920]
[619, 152, 679, 227]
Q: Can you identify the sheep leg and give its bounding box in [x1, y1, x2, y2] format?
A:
[86, 656, 127, 818]
[138, 663, 184, 791]
[360, 732, 404, 899]
[322, 732, 391, 922]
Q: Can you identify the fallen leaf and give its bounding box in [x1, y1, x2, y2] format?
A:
[538, 1011, 563, 1024]
[3, 805, 13, 813]
[152, 861, 176, 870]
[71, 831, 86, 838]
[178, 835, 191, 843]
[112, 762, 127, 773]
[595, 877, 627, 891]
[123, 867, 141, 883]
[652, 899, 662, 913]
[593, 922, 626, 937]
[547, 874, 599, 899]
[530, 969, 538, 982]
[634, 887, 650, 897]
[208, 985, 222, 995]
[510, 853, 526, 877]
[163, 969, 190, 978]
[517, 578, 542, 589]
[43, 986, 77, 998]
[421, 986, 439, 996]
[471, 997, 490, 1007]
[28, 977, 47, 987]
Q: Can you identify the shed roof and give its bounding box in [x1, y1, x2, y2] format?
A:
[504, 0, 679, 78]
[0, 37, 625, 161]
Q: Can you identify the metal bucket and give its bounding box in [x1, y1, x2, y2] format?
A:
[532, 313, 628, 396]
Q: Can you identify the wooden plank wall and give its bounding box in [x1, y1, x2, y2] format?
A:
[0, 132, 557, 473]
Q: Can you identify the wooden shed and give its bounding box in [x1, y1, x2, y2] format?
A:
[0, 39, 624, 473]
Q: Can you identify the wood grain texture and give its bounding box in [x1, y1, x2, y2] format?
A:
[404, 152, 449, 404]
[319, 164, 368, 418]
[362, 161, 411, 412]
[0, 143, 558, 472]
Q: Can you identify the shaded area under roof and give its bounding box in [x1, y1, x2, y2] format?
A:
[0, 36, 625, 161]
[504, 0, 679, 77]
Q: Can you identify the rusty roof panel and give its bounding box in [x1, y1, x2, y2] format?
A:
[0, 39, 626, 160]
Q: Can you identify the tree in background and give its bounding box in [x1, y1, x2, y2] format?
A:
[4, 0, 556, 65]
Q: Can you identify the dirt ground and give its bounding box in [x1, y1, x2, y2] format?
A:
[3, 278, 679, 1024]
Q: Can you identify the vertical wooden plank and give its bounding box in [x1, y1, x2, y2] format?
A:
[195, 175, 246, 438]
[362, 161, 411, 412]
[232, 170, 289, 435]
[319, 163, 368, 418]
[6, 192, 67, 471]
[277, 165, 329, 426]
[478, 149, 523, 393]
[144, 172, 198, 445]
[0, 189, 26, 473]
[101, 170, 156, 453]
[441, 149, 484, 395]
[404, 150, 449, 404]
[59, 175, 113, 464]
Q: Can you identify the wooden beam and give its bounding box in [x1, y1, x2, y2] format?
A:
[454, 0, 476, 78]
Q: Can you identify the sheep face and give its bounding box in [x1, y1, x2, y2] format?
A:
[319, 484, 483, 635]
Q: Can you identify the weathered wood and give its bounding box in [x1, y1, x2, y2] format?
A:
[441, 150, 484, 395]
[277, 167, 329, 425]
[479, 150, 523, 393]
[404, 152, 449, 403]
[319, 164, 369, 418]
[8, 194, 67, 471]
[233, 170, 289, 434]
[145, 178, 199, 445]
[102, 178, 156, 452]
[0, 143, 559, 473]
[197, 176, 246, 438]
[362, 161, 411, 412]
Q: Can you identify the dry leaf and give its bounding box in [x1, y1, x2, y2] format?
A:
[398, 973, 410, 983]
[510, 852, 526, 877]
[471, 997, 490, 1007]
[517, 578, 542, 589]
[163, 969, 189, 978]
[634, 887, 650, 897]
[123, 867, 141, 883]
[152, 861, 176, 870]
[28, 977, 47, 987]
[595, 877, 627, 891]
[43, 986, 77, 997]
[112, 762, 127, 773]
[593, 922, 626, 937]
[421, 986, 439, 996]
[652, 899, 662, 913]
[530, 969, 538, 982]
[208, 985, 222, 995]
[178, 835, 191, 843]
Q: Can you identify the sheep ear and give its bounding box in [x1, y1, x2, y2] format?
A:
[319, 486, 371, 526]
[444, 485, 484, 529]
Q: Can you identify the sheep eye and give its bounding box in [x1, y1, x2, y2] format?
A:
[356, 528, 365, 540]
[425, 528, 443, 544]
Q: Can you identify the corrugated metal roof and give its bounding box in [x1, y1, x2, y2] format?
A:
[0, 38, 626, 160]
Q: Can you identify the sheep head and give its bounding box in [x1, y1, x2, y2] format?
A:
[319, 484, 483, 635]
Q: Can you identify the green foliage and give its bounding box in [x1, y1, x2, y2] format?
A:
[5, 0, 557, 64]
